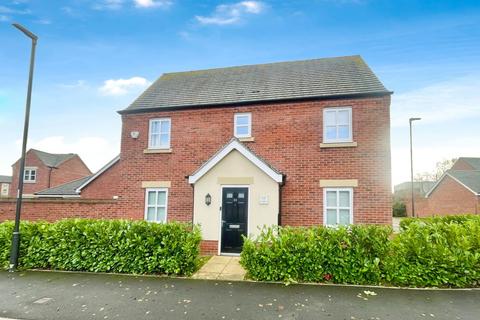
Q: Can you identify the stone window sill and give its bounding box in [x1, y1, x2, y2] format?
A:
[320, 142, 357, 148]
[238, 137, 255, 142]
[144, 148, 172, 154]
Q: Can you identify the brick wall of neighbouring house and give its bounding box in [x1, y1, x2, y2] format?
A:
[10, 153, 91, 196]
[0, 198, 120, 222]
[49, 156, 92, 188]
[81, 95, 391, 225]
[418, 176, 479, 216]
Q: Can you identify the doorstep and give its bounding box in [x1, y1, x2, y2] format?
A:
[192, 256, 246, 281]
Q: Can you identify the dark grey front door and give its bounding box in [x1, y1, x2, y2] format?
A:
[221, 187, 248, 254]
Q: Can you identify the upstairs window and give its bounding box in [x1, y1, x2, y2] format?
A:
[149, 118, 171, 149]
[145, 188, 168, 223]
[234, 113, 252, 138]
[324, 188, 353, 226]
[323, 107, 352, 143]
[24, 168, 36, 183]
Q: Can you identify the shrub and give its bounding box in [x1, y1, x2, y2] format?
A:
[0, 219, 201, 275]
[392, 200, 407, 217]
[384, 219, 480, 287]
[241, 218, 480, 287]
[400, 215, 480, 231]
[240, 225, 392, 284]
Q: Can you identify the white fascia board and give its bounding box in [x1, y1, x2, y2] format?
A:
[188, 140, 283, 184]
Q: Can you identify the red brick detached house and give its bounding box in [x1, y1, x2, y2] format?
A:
[9, 149, 92, 197]
[0, 56, 393, 255]
[421, 158, 480, 216]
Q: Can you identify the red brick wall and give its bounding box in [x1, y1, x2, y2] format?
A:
[200, 240, 219, 256]
[11, 151, 49, 195]
[49, 155, 92, 187]
[10, 152, 91, 195]
[0, 198, 120, 222]
[419, 176, 479, 216]
[83, 96, 391, 225]
[81, 160, 121, 200]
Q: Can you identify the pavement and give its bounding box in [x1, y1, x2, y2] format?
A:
[192, 256, 246, 280]
[1, 271, 479, 320]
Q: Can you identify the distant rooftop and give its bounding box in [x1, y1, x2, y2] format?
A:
[458, 157, 480, 170]
[121, 55, 391, 113]
[35, 176, 92, 196]
[0, 175, 12, 183]
[30, 149, 77, 168]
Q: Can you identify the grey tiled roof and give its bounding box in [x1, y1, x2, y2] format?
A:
[448, 170, 480, 194]
[460, 157, 480, 170]
[0, 175, 12, 183]
[35, 176, 92, 196]
[122, 55, 390, 113]
[32, 149, 76, 168]
[394, 181, 435, 196]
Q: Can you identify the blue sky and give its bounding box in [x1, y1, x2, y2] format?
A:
[0, 0, 479, 185]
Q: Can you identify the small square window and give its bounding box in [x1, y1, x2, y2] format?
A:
[24, 168, 37, 183]
[234, 113, 252, 138]
[323, 107, 352, 143]
[324, 188, 353, 226]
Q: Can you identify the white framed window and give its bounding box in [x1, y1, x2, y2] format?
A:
[144, 188, 168, 223]
[323, 188, 353, 226]
[234, 113, 252, 138]
[1, 183, 8, 196]
[148, 118, 171, 149]
[323, 107, 352, 143]
[24, 168, 37, 183]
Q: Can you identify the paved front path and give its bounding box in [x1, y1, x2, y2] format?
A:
[192, 256, 246, 280]
[1, 271, 479, 320]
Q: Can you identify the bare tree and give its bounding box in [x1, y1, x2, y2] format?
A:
[414, 158, 457, 182]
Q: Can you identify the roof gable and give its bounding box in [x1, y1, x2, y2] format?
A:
[30, 149, 77, 168]
[122, 55, 390, 113]
[426, 170, 480, 197]
[188, 139, 283, 184]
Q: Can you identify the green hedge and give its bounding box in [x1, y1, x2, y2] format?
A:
[0, 219, 201, 275]
[399, 215, 480, 231]
[384, 220, 480, 287]
[241, 220, 480, 287]
[241, 225, 391, 284]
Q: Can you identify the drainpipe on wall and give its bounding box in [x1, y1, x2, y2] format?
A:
[278, 174, 286, 226]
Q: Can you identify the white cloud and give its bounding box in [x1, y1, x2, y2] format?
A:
[391, 75, 480, 127]
[99, 77, 150, 96]
[134, 0, 172, 8]
[195, 1, 265, 26]
[0, 15, 9, 22]
[58, 80, 88, 89]
[30, 136, 119, 173]
[93, 0, 124, 10]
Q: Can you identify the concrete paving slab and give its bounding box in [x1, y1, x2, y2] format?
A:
[194, 256, 245, 281]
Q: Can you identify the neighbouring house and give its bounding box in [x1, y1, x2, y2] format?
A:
[9, 149, 92, 197]
[0, 176, 11, 197]
[393, 181, 435, 216]
[0, 55, 393, 255]
[418, 157, 480, 216]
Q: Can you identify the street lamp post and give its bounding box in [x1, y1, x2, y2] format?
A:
[9, 23, 38, 272]
[409, 117, 421, 218]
